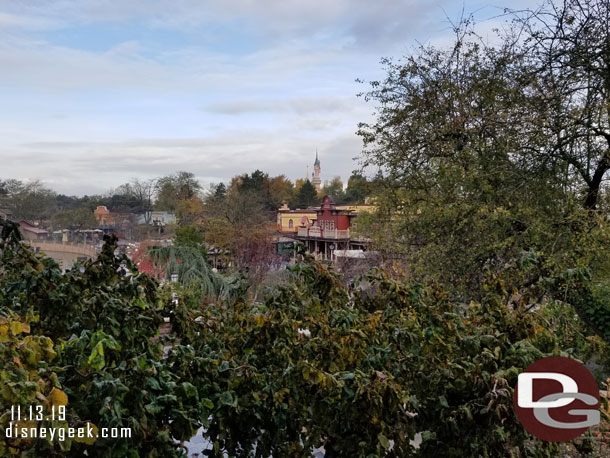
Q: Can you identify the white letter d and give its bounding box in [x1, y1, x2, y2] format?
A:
[518, 372, 578, 408]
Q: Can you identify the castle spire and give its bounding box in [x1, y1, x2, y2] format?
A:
[312, 149, 321, 191]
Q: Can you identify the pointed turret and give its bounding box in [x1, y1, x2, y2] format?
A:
[312, 150, 321, 191]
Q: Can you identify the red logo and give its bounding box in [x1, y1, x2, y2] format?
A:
[514, 356, 600, 441]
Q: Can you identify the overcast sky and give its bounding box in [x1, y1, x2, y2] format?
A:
[0, 0, 531, 196]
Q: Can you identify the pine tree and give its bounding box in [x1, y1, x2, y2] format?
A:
[296, 180, 319, 208]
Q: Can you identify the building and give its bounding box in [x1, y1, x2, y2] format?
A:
[276, 201, 374, 235]
[276, 203, 317, 233]
[93, 206, 111, 225]
[136, 211, 177, 226]
[312, 151, 321, 191]
[284, 195, 370, 260]
[18, 220, 48, 241]
[92, 206, 136, 239]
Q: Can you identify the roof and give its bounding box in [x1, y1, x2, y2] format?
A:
[279, 209, 317, 214]
[277, 236, 297, 243]
[19, 220, 48, 235]
[314, 151, 320, 166]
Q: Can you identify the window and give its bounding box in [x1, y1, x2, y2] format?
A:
[288, 219, 294, 229]
[330, 221, 334, 230]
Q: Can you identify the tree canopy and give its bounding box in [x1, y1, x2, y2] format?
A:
[295, 179, 319, 209]
[4, 220, 607, 457]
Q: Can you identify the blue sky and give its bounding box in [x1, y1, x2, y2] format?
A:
[0, 0, 531, 195]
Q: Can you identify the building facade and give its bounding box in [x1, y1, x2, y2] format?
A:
[18, 220, 49, 241]
[276, 203, 317, 233]
[136, 211, 177, 226]
[279, 195, 370, 260]
[93, 206, 111, 225]
[92, 206, 136, 239]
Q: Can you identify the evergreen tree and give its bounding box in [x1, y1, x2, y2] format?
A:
[344, 173, 369, 204]
[213, 183, 226, 198]
[295, 180, 319, 208]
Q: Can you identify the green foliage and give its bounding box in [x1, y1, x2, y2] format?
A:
[295, 179, 319, 208]
[156, 172, 201, 212]
[51, 207, 97, 230]
[167, 254, 565, 457]
[2, 216, 609, 456]
[147, 245, 244, 302]
[1, 219, 200, 457]
[174, 225, 206, 252]
[344, 172, 370, 204]
[321, 177, 345, 204]
[356, 2, 610, 350]
[0, 179, 56, 220]
[233, 170, 295, 212]
[0, 311, 68, 456]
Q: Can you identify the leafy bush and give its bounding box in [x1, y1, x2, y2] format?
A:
[168, 254, 565, 457]
[2, 219, 607, 457]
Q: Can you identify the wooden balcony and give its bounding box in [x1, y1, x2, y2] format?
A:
[296, 227, 350, 239]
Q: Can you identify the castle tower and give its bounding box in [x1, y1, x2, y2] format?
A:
[312, 150, 321, 191]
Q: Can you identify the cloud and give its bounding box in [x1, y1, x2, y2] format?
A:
[3, 1, 451, 50]
[0, 0, 536, 197]
[0, 38, 171, 90]
[3, 122, 365, 195]
[0, 11, 56, 30]
[205, 96, 355, 115]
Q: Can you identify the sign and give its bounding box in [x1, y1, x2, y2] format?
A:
[514, 356, 600, 441]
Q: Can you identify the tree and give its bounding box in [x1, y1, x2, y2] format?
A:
[356, 1, 610, 349]
[54, 194, 85, 212]
[360, 0, 610, 212]
[267, 174, 295, 209]
[174, 224, 207, 258]
[237, 169, 266, 193]
[212, 182, 226, 198]
[51, 207, 97, 230]
[174, 196, 205, 225]
[156, 172, 201, 211]
[1, 207, 608, 457]
[0, 221, 204, 457]
[0, 179, 56, 220]
[147, 244, 243, 301]
[321, 176, 345, 203]
[357, 15, 562, 285]
[235, 170, 294, 211]
[513, 0, 610, 210]
[129, 178, 158, 212]
[295, 179, 319, 208]
[167, 251, 570, 457]
[111, 178, 158, 216]
[344, 172, 370, 203]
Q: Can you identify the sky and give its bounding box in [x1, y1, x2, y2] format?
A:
[0, 0, 532, 196]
